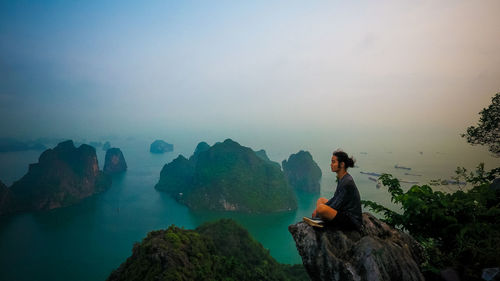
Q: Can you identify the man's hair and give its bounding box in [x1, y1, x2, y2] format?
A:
[333, 149, 355, 169]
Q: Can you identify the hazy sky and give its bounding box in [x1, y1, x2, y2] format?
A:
[1, 0, 499, 140]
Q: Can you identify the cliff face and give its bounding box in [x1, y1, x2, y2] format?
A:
[289, 212, 425, 281]
[103, 148, 127, 174]
[282, 150, 322, 192]
[0, 140, 111, 216]
[156, 139, 297, 213]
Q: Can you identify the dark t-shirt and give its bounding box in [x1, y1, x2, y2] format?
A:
[325, 173, 362, 229]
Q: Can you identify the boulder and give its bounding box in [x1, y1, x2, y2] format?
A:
[150, 140, 173, 154]
[103, 148, 127, 174]
[289, 212, 425, 281]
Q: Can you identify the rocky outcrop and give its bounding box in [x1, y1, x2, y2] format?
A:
[282, 150, 322, 192]
[103, 148, 127, 174]
[156, 139, 297, 213]
[150, 140, 173, 154]
[289, 212, 425, 281]
[0, 140, 111, 216]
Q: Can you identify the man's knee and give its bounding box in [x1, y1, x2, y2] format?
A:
[317, 204, 338, 221]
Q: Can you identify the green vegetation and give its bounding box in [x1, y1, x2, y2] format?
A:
[462, 92, 500, 157]
[362, 165, 500, 280]
[107, 219, 309, 281]
[364, 92, 500, 280]
[155, 139, 297, 213]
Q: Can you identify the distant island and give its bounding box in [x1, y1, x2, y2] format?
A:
[155, 139, 297, 213]
[282, 150, 322, 193]
[107, 219, 308, 281]
[150, 140, 174, 154]
[0, 138, 46, 152]
[0, 140, 111, 216]
[103, 148, 127, 174]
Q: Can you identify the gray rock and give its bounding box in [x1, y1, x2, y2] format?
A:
[289, 212, 425, 281]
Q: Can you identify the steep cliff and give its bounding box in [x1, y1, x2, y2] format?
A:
[0, 140, 111, 216]
[289, 212, 425, 281]
[282, 150, 322, 192]
[103, 148, 127, 174]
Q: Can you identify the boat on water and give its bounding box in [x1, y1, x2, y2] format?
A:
[398, 179, 419, 184]
[360, 171, 382, 177]
[395, 164, 411, 170]
[404, 172, 422, 176]
[368, 177, 378, 182]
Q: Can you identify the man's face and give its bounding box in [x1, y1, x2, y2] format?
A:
[331, 155, 339, 172]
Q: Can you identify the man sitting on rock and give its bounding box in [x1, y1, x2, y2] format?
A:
[304, 150, 362, 230]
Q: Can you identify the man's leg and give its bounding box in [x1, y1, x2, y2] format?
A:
[312, 198, 328, 218]
[317, 204, 338, 221]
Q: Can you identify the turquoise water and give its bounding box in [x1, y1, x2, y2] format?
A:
[0, 135, 498, 281]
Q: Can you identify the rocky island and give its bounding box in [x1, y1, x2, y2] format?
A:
[155, 139, 297, 213]
[103, 148, 127, 174]
[0, 140, 111, 216]
[150, 140, 173, 154]
[107, 219, 308, 281]
[289, 212, 425, 281]
[282, 150, 322, 192]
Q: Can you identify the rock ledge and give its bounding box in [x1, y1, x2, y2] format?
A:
[289, 212, 425, 281]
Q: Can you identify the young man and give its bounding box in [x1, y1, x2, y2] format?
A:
[304, 150, 362, 230]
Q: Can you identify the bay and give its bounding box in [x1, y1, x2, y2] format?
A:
[0, 132, 498, 281]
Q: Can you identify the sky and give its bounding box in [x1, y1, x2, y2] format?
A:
[1, 0, 500, 142]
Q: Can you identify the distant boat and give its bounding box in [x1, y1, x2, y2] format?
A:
[404, 172, 422, 177]
[398, 179, 419, 184]
[443, 179, 466, 185]
[360, 152, 368, 155]
[368, 177, 378, 182]
[360, 171, 382, 177]
[395, 164, 411, 170]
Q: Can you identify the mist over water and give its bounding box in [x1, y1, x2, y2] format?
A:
[1, 1, 500, 280]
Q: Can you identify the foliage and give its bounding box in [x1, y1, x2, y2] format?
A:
[155, 139, 297, 213]
[462, 92, 500, 157]
[107, 219, 309, 281]
[362, 165, 500, 280]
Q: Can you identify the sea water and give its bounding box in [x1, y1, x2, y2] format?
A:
[0, 133, 498, 281]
